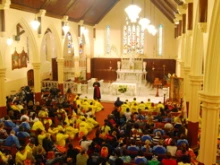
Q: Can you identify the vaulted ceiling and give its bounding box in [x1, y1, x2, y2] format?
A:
[9, 0, 184, 26]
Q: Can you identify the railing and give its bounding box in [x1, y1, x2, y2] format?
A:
[41, 80, 88, 94]
[41, 80, 58, 88]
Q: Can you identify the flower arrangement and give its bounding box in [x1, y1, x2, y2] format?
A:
[118, 85, 127, 93]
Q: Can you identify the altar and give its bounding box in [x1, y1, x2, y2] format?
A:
[110, 82, 137, 96]
[116, 58, 147, 84]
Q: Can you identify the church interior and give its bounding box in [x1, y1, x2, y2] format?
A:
[0, 0, 219, 164]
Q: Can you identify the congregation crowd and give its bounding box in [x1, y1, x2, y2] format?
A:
[0, 87, 199, 165]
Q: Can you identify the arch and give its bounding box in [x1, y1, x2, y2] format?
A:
[4, 18, 39, 65]
[15, 18, 39, 62]
[203, 0, 220, 94]
[43, 24, 62, 59]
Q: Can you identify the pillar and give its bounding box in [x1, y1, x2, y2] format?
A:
[32, 62, 41, 103]
[187, 75, 203, 147]
[183, 67, 191, 102]
[0, 68, 6, 117]
[57, 58, 64, 94]
[198, 92, 220, 164]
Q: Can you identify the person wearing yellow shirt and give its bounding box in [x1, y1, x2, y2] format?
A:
[121, 102, 129, 114]
[85, 115, 99, 128]
[15, 146, 28, 165]
[138, 101, 146, 112]
[79, 118, 92, 137]
[149, 103, 156, 112]
[38, 107, 48, 117]
[100, 121, 111, 136]
[145, 98, 152, 109]
[93, 99, 104, 112]
[48, 125, 59, 135]
[156, 101, 165, 112]
[130, 103, 138, 113]
[88, 102, 97, 114]
[37, 129, 49, 145]
[31, 120, 45, 131]
[65, 123, 79, 139]
[0, 151, 9, 164]
[56, 130, 69, 147]
[81, 100, 90, 112]
[130, 97, 137, 106]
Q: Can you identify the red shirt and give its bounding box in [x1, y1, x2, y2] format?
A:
[161, 158, 177, 165]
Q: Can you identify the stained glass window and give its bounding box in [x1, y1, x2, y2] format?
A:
[123, 21, 144, 55]
[158, 24, 163, 56]
[106, 25, 111, 54]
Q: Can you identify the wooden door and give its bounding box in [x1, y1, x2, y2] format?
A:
[52, 58, 58, 81]
[27, 69, 34, 86]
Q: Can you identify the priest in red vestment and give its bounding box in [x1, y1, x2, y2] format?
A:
[93, 81, 101, 100]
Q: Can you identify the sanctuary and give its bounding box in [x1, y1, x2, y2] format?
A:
[110, 58, 147, 96]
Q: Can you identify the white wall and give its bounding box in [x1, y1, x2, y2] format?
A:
[94, 0, 177, 59]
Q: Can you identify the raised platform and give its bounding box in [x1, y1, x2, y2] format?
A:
[81, 82, 164, 103]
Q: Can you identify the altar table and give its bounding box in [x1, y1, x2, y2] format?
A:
[110, 82, 137, 96]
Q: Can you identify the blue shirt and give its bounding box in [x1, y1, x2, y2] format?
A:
[4, 134, 21, 148]
[177, 139, 189, 146]
[152, 145, 167, 154]
[134, 156, 148, 164]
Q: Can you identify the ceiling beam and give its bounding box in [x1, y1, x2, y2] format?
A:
[40, 0, 51, 9]
[151, 0, 174, 23]
[174, 0, 184, 5]
[164, 0, 179, 14]
[10, 3, 38, 13]
[63, 0, 78, 15]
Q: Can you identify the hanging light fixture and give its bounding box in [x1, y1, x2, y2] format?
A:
[139, 0, 150, 30]
[31, 17, 40, 31]
[125, 0, 141, 23]
[6, 37, 13, 46]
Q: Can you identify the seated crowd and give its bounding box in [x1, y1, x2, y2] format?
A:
[0, 92, 198, 165]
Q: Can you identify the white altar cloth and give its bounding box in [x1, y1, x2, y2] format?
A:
[110, 82, 137, 96]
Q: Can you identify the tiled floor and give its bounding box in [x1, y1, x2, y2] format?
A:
[81, 82, 165, 103]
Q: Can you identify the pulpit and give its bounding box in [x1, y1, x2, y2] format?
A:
[153, 78, 162, 97]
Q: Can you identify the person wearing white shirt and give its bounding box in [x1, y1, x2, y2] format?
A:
[80, 136, 92, 151]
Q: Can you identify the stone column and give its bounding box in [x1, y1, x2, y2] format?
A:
[198, 92, 220, 165]
[32, 62, 41, 103]
[57, 58, 64, 94]
[183, 67, 190, 117]
[187, 21, 204, 147]
[0, 68, 6, 117]
[188, 75, 203, 147]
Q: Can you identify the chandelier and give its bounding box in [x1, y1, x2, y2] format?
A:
[125, 1, 141, 23]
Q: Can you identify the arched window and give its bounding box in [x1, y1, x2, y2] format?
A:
[123, 19, 144, 55]
[106, 25, 111, 54]
[158, 24, 163, 56]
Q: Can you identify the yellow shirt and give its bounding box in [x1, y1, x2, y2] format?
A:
[31, 120, 45, 131]
[56, 133, 69, 147]
[38, 110, 48, 117]
[121, 103, 129, 113]
[15, 150, 28, 165]
[138, 103, 146, 111]
[0, 151, 8, 163]
[38, 133, 47, 145]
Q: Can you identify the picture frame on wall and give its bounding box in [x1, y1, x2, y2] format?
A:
[169, 77, 184, 103]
